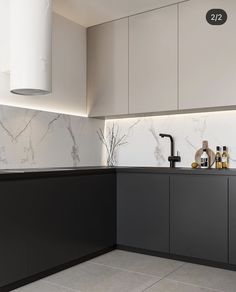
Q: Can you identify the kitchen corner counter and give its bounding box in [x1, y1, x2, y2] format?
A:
[1, 164, 236, 291]
[0, 166, 236, 180]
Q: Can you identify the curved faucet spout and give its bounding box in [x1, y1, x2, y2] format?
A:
[159, 133, 174, 156]
[159, 133, 181, 168]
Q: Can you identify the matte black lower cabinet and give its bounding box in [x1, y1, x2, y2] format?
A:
[0, 181, 29, 287]
[117, 173, 170, 253]
[229, 177, 236, 265]
[2, 169, 236, 290]
[170, 175, 228, 263]
[0, 173, 116, 289]
[27, 174, 116, 275]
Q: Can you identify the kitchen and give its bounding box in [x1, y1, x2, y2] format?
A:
[0, 0, 236, 291]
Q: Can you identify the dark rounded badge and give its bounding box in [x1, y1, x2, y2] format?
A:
[206, 9, 227, 25]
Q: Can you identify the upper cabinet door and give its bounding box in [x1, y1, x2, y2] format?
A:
[129, 5, 178, 114]
[179, 0, 236, 110]
[87, 19, 129, 117]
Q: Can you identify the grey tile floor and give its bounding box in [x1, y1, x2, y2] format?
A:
[13, 250, 236, 292]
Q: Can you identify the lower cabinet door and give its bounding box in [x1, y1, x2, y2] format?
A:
[27, 173, 116, 276]
[117, 173, 170, 253]
[229, 177, 236, 265]
[0, 181, 29, 287]
[170, 175, 228, 263]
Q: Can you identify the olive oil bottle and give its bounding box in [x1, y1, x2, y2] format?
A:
[222, 146, 229, 169]
[215, 146, 222, 169]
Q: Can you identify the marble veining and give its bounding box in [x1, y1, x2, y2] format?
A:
[0, 104, 104, 169]
[105, 111, 236, 168]
[149, 125, 166, 166]
[1, 104, 236, 169]
[64, 115, 81, 167]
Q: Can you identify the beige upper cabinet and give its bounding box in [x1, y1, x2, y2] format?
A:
[179, 0, 236, 110]
[87, 18, 129, 117]
[129, 5, 178, 114]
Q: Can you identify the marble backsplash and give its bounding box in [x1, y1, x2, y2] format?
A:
[105, 111, 236, 168]
[0, 105, 105, 169]
[1, 104, 236, 169]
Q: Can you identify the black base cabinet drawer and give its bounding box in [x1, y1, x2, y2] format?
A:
[170, 175, 228, 263]
[229, 177, 236, 265]
[117, 173, 170, 253]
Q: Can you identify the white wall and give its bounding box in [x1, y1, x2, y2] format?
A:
[105, 111, 236, 168]
[0, 0, 10, 73]
[0, 0, 86, 116]
[0, 104, 105, 169]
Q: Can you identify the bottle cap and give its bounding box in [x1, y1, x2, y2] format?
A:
[216, 146, 221, 151]
[223, 146, 227, 151]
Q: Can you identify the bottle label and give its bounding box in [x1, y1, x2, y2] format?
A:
[201, 157, 208, 167]
[222, 157, 227, 163]
[216, 156, 222, 163]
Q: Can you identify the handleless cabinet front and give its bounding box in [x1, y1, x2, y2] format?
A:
[0, 180, 29, 287]
[229, 177, 236, 265]
[129, 5, 178, 114]
[170, 175, 228, 263]
[87, 19, 129, 117]
[117, 173, 170, 253]
[179, 0, 236, 110]
[28, 174, 116, 275]
[0, 173, 116, 288]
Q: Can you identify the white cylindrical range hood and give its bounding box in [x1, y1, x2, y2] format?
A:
[10, 0, 52, 96]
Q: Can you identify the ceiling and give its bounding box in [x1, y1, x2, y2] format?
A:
[53, 0, 187, 27]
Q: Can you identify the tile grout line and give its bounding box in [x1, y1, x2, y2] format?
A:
[90, 261, 160, 278]
[142, 262, 186, 292]
[141, 277, 163, 292]
[162, 262, 186, 279]
[162, 278, 225, 292]
[42, 279, 82, 292]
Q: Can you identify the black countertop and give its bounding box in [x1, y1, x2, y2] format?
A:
[116, 166, 236, 176]
[0, 166, 236, 180]
[0, 166, 116, 180]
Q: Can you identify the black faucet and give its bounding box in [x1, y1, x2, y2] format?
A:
[159, 133, 181, 168]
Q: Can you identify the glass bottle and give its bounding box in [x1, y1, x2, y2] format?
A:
[215, 146, 222, 169]
[201, 149, 209, 169]
[222, 146, 229, 169]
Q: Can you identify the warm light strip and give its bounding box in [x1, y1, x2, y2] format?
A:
[105, 109, 236, 123]
[0, 102, 88, 117]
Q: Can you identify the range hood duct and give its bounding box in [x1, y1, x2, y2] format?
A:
[10, 0, 52, 96]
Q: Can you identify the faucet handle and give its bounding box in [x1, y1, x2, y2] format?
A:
[168, 155, 181, 168]
[168, 156, 181, 163]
